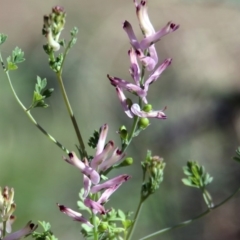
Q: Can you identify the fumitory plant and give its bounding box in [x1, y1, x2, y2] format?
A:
[0, 1, 240, 240]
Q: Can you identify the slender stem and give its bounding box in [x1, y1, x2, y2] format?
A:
[122, 115, 139, 152]
[139, 209, 210, 240]
[92, 212, 98, 240]
[2, 220, 6, 238]
[139, 186, 240, 240]
[91, 193, 99, 240]
[213, 186, 240, 208]
[59, 40, 72, 73]
[202, 188, 214, 208]
[126, 198, 144, 240]
[55, 72, 87, 158]
[0, 52, 69, 154]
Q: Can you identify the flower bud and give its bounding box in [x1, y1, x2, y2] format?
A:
[118, 125, 128, 141]
[138, 117, 150, 129]
[98, 221, 109, 231]
[143, 104, 152, 112]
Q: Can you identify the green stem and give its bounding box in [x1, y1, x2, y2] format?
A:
[91, 193, 99, 240]
[122, 115, 139, 152]
[202, 188, 214, 209]
[2, 220, 6, 238]
[55, 72, 87, 158]
[126, 198, 144, 240]
[92, 213, 98, 240]
[0, 52, 69, 154]
[139, 186, 240, 240]
[59, 40, 72, 73]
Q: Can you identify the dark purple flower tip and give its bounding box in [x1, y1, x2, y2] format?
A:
[58, 204, 65, 212]
[116, 149, 122, 155]
[169, 22, 180, 31]
[108, 141, 114, 148]
[122, 21, 130, 29]
[52, 6, 65, 14]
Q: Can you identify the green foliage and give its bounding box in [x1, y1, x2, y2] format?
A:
[0, 33, 7, 46]
[88, 129, 100, 149]
[27, 76, 54, 110]
[69, 27, 78, 48]
[49, 53, 63, 72]
[81, 208, 133, 240]
[32, 221, 58, 240]
[182, 161, 213, 188]
[233, 147, 240, 162]
[6, 47, 25, 70]
[141, 150, 166, 199]
[77, 188, 92, 214]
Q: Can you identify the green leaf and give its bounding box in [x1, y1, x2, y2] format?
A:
[12, 46, 25, 63]
[7, 61, 18, 70]
[0, 34, 7, 45]
[6, 47, 25, 70]
[117, 209, 126, 220]
[28, 77, 53, 110]
[88, 129, 100, 149]
[182, 161, 213, 189]
[182, 178, 198, 188]
[122, 219, 133, 229]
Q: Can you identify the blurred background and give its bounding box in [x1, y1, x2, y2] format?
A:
[1, 0, 240, 239]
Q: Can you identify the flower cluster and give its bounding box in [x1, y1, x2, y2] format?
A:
[42, 6, 66, 51]
[0, 187, 37, 240]
[58, 124, 131, 226]
[107, 0, 179, 119]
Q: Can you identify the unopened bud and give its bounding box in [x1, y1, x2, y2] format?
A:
[143, 104, 152, 112]
[138, 117, 150, 129]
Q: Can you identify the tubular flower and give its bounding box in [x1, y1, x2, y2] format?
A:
[2, 221, 38, 240]
[91, 174, 131, 194]
[115, 87, 167, 119]
[63, 152, 100, 185]
[108, 58, 172, 104]
[131, 103, 166, 119]
[59, 124, 131, 222]
[90, 124, 126, 172]
[123, 19, 179, 51]
[57, 204, 93, 228]
[108, 0, 179, 116]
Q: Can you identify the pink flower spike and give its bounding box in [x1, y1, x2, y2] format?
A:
[91, 141, 115, 170]
[144, 58, 172, 91]
[123, 21, 141, 49]
[57, 204, 93, 227]
[116, 87, 134, 118]
[131, 103, 167, 119]
[97, 185, 120, 205]
[84, 198, 106, 215]
[83, 175, 91, 199]
[107, 75, 143, 94]
[63, 152, 100, 184]
[99, 148, 126, 172]
[3, 221, 38, 240]
[136, 49, 157, 72]
[135, 0, 155, 37]
[95, 124, 109, 156]
[140, 22, 179, 50]
[91, 174, 131, 194]
[128, 48, 140, 85]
